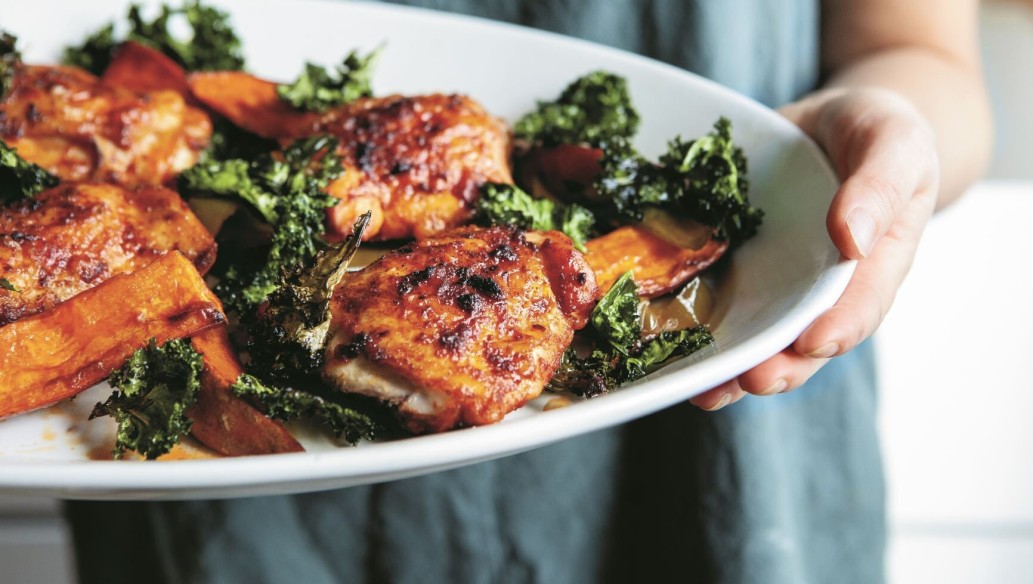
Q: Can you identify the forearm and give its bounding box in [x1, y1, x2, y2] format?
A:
[824, 47, 993, 208]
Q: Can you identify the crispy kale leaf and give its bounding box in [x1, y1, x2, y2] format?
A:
[514, 71, 639, 147]
[476, 182, 594, 251]
[593, 118, 762, 247]
[233, 215, 379, 444]
[61, 24, 117, 75]
[178, 136, 342, 316]
[206, 118, 279, 162]
[1, 140, 60, 204]
[90, 338, 203, 460]
[277, 48, 380, 112]
[231, 373, 378, 444]
[247, 214, 370, 384]
[548, 272, 714, 396]
[63, 1, 245, 75]
[1, 31, 20, 100]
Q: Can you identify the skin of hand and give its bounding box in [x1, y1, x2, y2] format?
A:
[690, 0, 992, 410]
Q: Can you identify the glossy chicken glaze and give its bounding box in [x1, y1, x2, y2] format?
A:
[325, 226, 597, 433]
[1, 64, 211, 186]
[0, 182, 215, 327]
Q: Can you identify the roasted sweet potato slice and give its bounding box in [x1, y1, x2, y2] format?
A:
[101, 41, 191, 98]
[584, 225, 728, 298]
[0, 252, 225, 419]
[187, 71, 316, 139]
[517, 144, 603, 200]
[0, 182, 217, 327]
[188, 328, 304, 456]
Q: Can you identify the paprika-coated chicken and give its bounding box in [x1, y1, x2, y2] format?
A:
[187, 72, 512, 241]
[0, 182, 216, 327]
[323, 226, 598, 433]
[1, 64, 211, 186]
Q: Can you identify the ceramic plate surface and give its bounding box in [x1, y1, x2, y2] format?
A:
[0, 0, 850, 499]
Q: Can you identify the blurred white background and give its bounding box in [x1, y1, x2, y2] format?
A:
[1, 2, 1032, 582]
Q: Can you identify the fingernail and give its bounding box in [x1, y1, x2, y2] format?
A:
[703, 393, 733, 411]
[806, 342, 840, 359]
[847, 208, 877, 257]
[759, 378, 788, 395]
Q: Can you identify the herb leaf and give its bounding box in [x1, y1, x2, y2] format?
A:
[90, 338, 203, 460]
[178, 136, 342, 316]
[1, 140, 60, 204]
[277, 48, 380, 112]
[231, 373, 378, 444]
[476, 182, 594, 251]
[63, 1, 245, 75]
[514, 71, 639, 147]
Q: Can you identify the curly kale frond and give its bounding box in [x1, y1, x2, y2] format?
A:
[231, 373, 379, 444]
[178, 136, 342, 316]
[90, 338, 203, 460]
[205, 118, 279, 163]
[247, 213, 370, 384]
[589, 272, 641, 354]
[593, 118, 762, 247]
[659, 117, 763, 244]
[61, 24, 117, 75]
[1, 31, 21, 100]
[277, 47, 381, 112]
[548, 272, 714, 396]
[1, 140, 60, 204]
[514, 71, 639, 147]
[63, 1, 244, 75]
[476, 182, 594, 251]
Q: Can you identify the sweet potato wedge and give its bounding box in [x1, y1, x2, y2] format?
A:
[0, 182, 217, 327]
[584, 225, 728, 298]
[187, 71, 317, 139]
[188, 328, 304, 456]
[0, 252, 225, 419]
[101, 41, 191, 98]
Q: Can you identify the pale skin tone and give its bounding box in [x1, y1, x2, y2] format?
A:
[690, 0, 993, 410]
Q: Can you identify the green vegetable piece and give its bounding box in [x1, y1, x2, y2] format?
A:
[179, 158, 280, 223]
[231, 373, 378, 444]
[548, 273, 715, 396]
[63, 1, 245, 74]
[179, 136, 343, 316]
[593, 117, 762, 247]
[514, 71, 640, 147]
[590, 271, 642, 355]
[277, 47, 381, 112]
[0, 278, 19, 293]
[90, 338, 203, 460]
[660, 117, 763, 245]
[247, 213, 371, 384]
[1, 31, 21, 100]
[476, 182, 594, 251]
[1, 139, 60, 205]
[61, 24, 117, 75]
[621, 327, 714, 381]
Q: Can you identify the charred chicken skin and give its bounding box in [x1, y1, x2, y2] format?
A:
[1, 64, 211, 186]
[324, 226, 598, 433]
[310, 94, 513, 241]
[187, 73, 512, 241]
[0, 182, 216, 327]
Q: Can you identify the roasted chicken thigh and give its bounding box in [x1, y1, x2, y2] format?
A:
[188, 72, 512, 241]
[1, 64, 211, 186]
[0, 182, 215, 327]
[324, 226, 598, 433]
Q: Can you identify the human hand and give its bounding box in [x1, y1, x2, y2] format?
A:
[690, 87, 940, 410]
